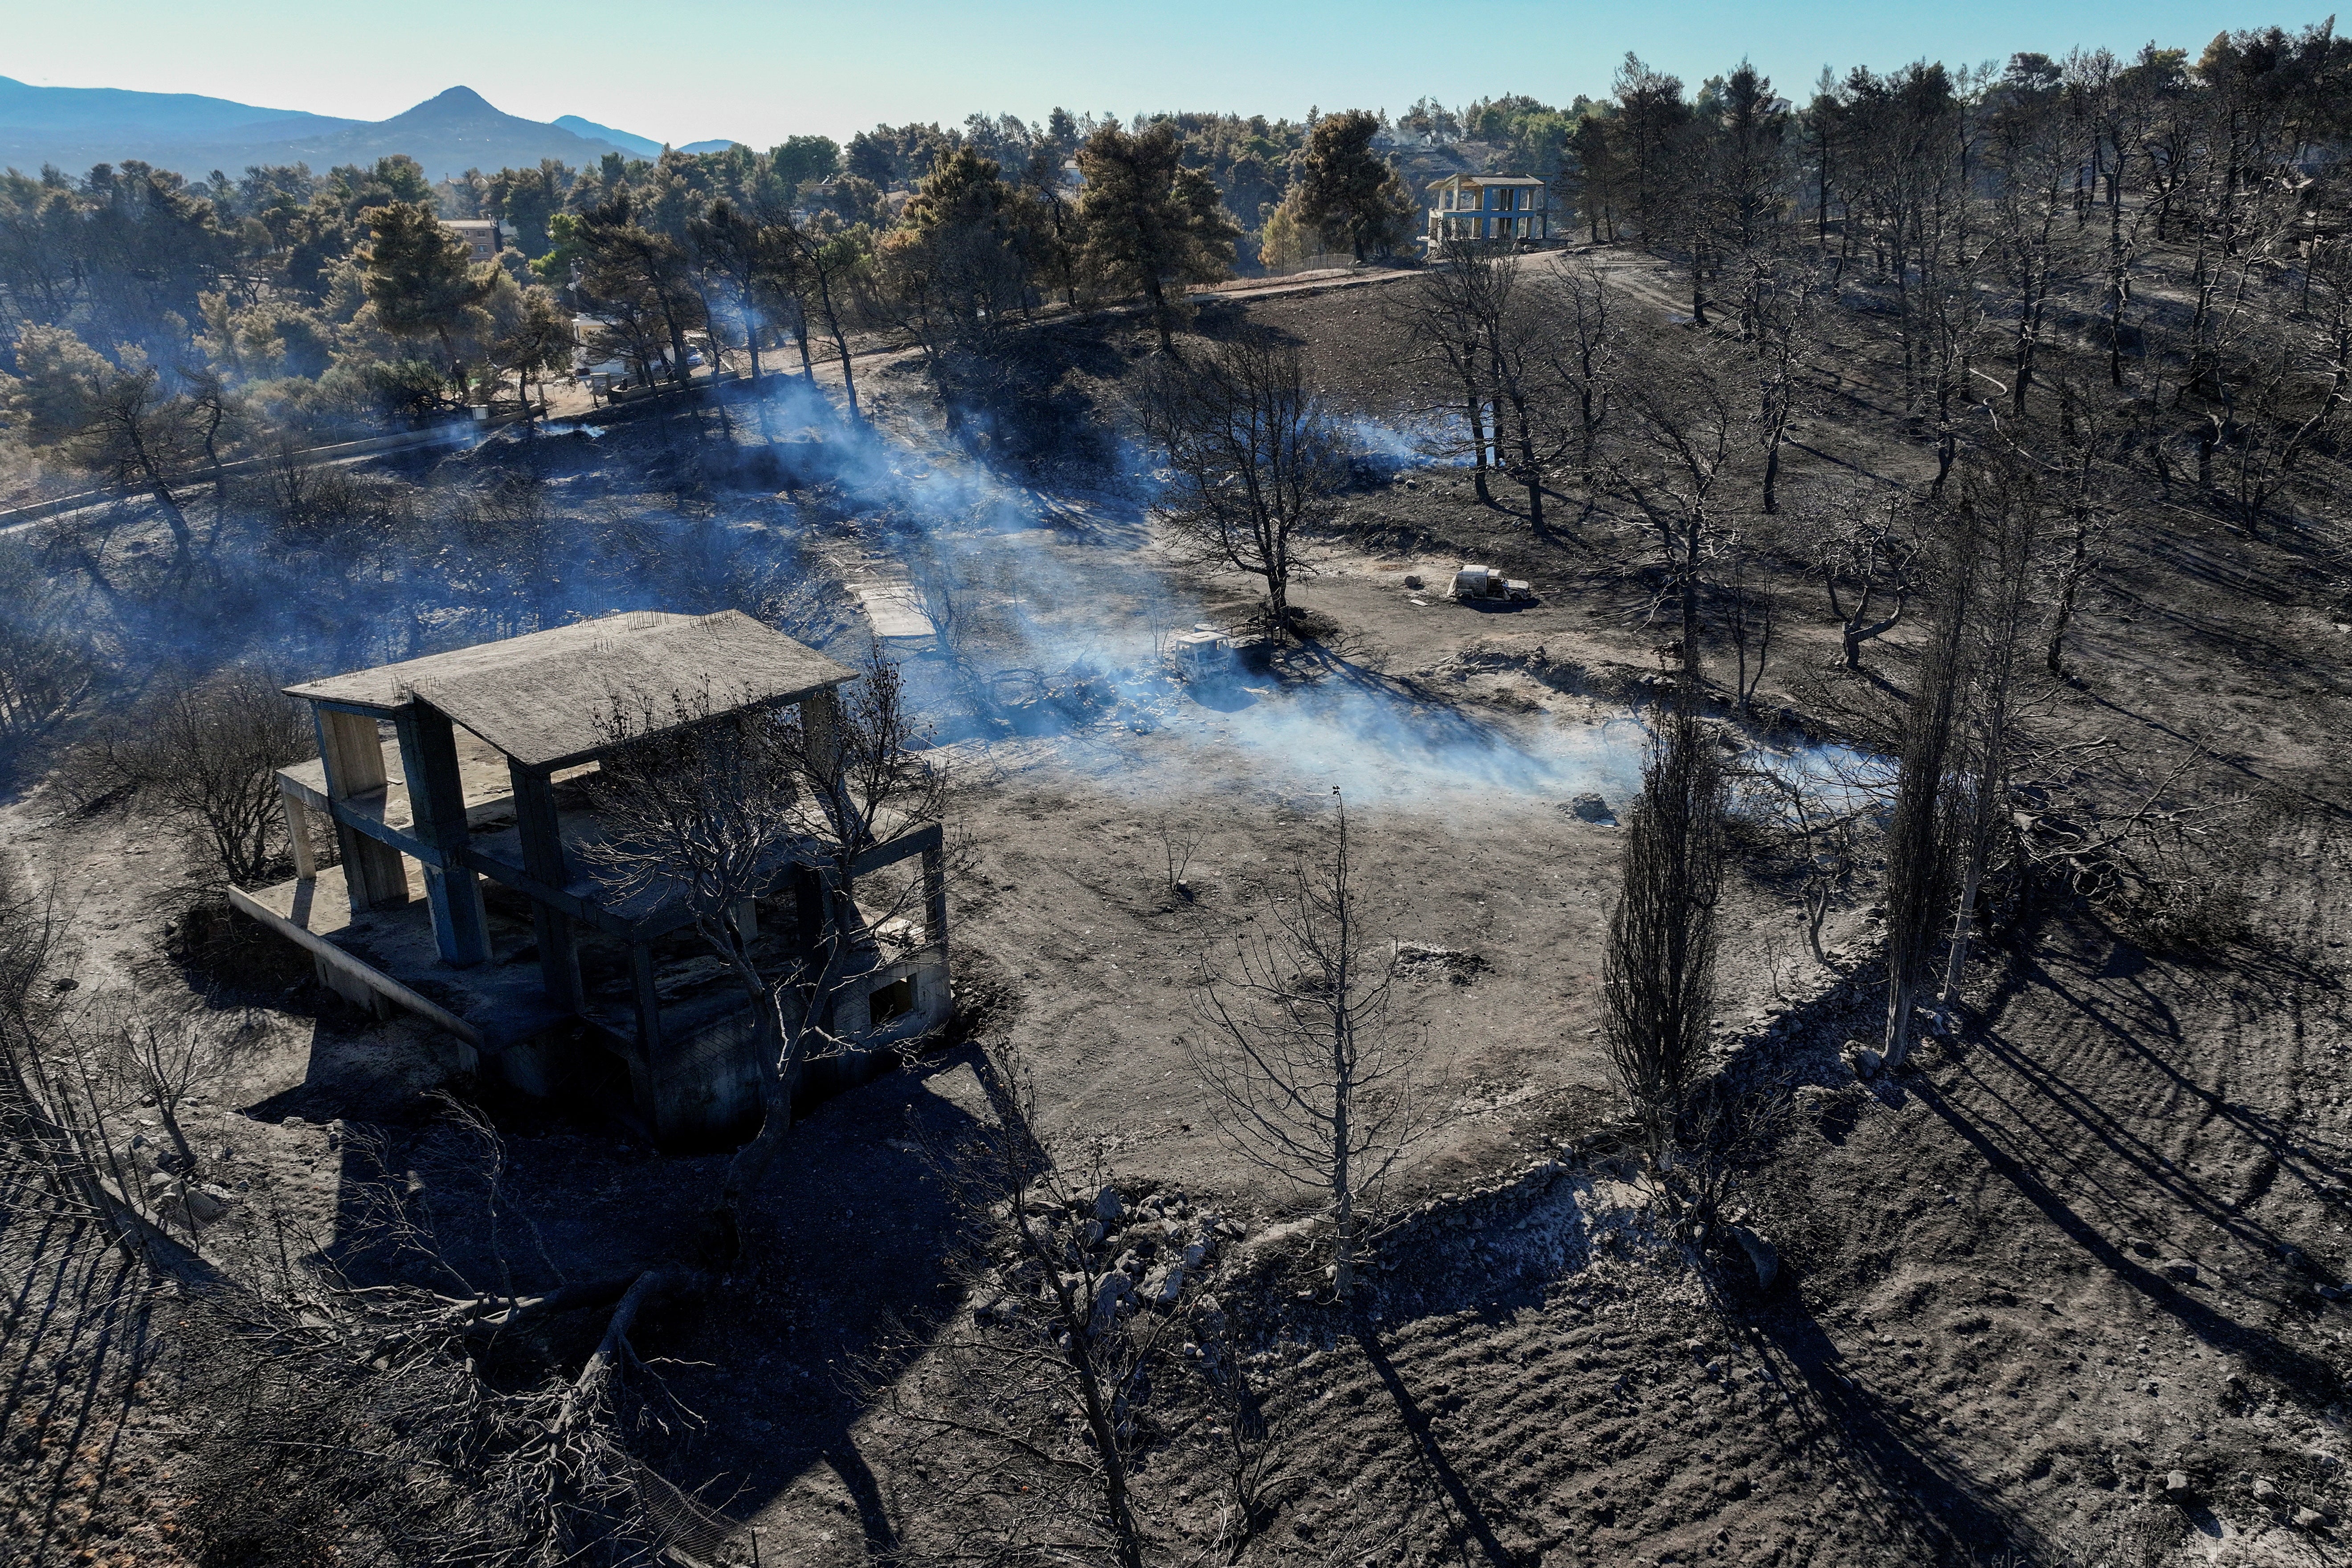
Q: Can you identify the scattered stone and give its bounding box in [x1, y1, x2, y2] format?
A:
[1146, 1264, 1186, 1307]
[1090, 1271, 1131, 1334]
[1728, 1224, 1779, 1292]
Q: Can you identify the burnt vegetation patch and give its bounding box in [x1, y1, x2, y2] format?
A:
[5, 21, 2352, 1568]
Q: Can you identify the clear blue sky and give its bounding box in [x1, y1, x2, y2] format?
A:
[4, 0, 2311, 147]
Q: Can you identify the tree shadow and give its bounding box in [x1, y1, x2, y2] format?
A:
[1352, 1316, 1524, 1568]
[0, 1163, 168, 1566]
[1731, 1298, 2058, 1565]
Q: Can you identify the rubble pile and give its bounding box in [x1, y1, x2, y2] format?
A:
[977, 1184, 1247, 1327]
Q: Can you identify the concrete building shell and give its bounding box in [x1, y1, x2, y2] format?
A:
[234, 610, 951, 1144]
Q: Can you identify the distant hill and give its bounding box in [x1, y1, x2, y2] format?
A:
[553, 114, 663, 160]
[0, 82, 629, 181]
[551, 118, 746, 160]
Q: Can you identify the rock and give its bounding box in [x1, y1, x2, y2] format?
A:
[2165, 1471, 2192, 1502]
[2294, 1507, 2325, 1531]
[1090, 1271, 1131, 1334]
[1568, 793, 1617, 825]
[1728, 1224, 1779, 1292]
[1150, 1264, 1186, 1306]
[1843, 1041, 1883, 1079]
[1082, 1220, 1106, 1248]
[1093, 1186, 1124, 1224]
[184, 1185, 229, 1224]
[2163, 1259, 2199, 1283]
[1403, 574, 1425, 589]
[2254, 1478, 2279, 1503]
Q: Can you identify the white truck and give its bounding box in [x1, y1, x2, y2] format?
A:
[1451, 564, 1535, 603]
[1168, 625, 1269, 682]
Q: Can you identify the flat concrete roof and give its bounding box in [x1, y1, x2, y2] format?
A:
[286, 610, 858, 769]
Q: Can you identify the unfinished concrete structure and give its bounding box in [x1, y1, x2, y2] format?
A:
[233, 610, 951, 1143]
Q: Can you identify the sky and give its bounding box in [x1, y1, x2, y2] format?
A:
[3, 0, 2313, 147]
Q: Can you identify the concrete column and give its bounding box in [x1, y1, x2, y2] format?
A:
[630, 943, 665, 1056]
[278, 777, 317, 881]
[393, 706, 491, 968]
[800, 686, 843, 777]
[792, 865, 825, 955]
[921, 843, 947, 952]
[508, 760, 581, 1010]
[316, 708, 409, 912]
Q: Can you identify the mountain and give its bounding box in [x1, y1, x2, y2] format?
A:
[251, 87, 628, 178]
[552, 118, 747, 160]
[0, 75, 360, 172]
[0, 82, 629, 181]
[553, 114, 663, 160]
[0, 76, 356, 141]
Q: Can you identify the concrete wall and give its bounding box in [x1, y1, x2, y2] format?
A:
[649, 948, 952, 1144]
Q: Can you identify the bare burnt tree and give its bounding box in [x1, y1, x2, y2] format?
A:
[1486, 267, 1584, 528]
[1542, 258, 1622, 491]
[172, 1098, 698, 1567]
[1139, 331, 1346, 633]
[850, 1044, 1200, 1568]
[587, 646, 944, 1252]
[1879, 505, 1976, 1070]
[1602, 700, 1729, 1162]
[1396, 233, 1507, 505]
[0, 538, 92, 751]
[2040, 379, 2121, 677]
[1732, 751, 1874, 967]
[96, 1000, 253, 1178]
[1721, 525, 1780, 710]
[1188, 791, 1435, 1299]
[1748, 253, 1825, 514]
[1807, 481, 1923, 671]
[1937, 455, 2045, 1006]
[0, 865, 139, 1259]
[69, 662, 313, 886]
[1607, 329, 1749, 662]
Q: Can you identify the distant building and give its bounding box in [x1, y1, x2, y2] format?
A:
[442, 218, 503, 262]
[1426, 175, 1550, 245]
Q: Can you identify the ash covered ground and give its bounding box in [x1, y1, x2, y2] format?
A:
[4, 268, 2350, 1568]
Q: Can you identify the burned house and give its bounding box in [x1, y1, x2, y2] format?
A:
[234, 611, 950, 1144]
[1425, 174, 1552, 245]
